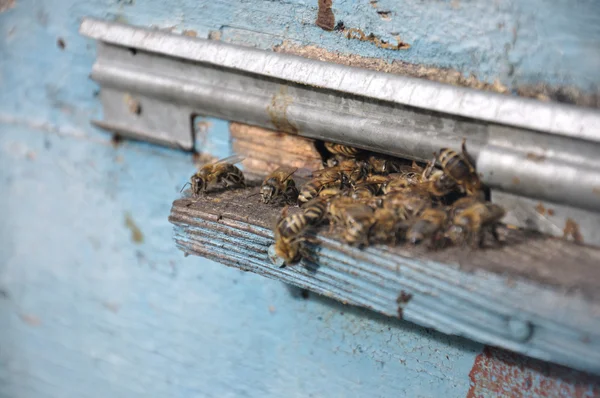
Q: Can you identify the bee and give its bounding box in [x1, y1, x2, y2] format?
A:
[318, 187, 346, 200]
[406, 208, 448, 246]
[438, 139, 481, 195]
[276, 208, 310, 240]
[381, 172, 421, 194]
[445, 201, 505, 248]
[302, 197, 329, 226]
[323, 157, 340, 168]
[327, 196, 356, 228]
[381, 191, 431, 220]
[369, 208, 403, 245]
[273, 228, 303, 265]
[447, 196, 480, 219]
[261, 166, 299, 204]
[350, 177, 384, 200]
[366, 155, 404, 175]
[298, 167, 347, 204]
[418, 161, 457, 197]
[325, 142, 362, 158]
[337, 159, 370, 184]
[185, 154, 246, 197]
[273, 207, 309, 265]
[340, 204, 375, 247]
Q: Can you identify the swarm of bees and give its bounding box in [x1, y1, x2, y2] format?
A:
[184, 140, 506, 267]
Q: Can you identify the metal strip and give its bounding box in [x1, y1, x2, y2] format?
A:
[79, 18, 600, 244]
[80, 18, 600, 142]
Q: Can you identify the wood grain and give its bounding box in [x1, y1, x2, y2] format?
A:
[170, 187, 600, 374]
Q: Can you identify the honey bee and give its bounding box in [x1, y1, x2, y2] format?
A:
[381, 172, 421, 194]
[406, 208, 448, 246]
[276, 208, 310, 240]
[323, 157, 340, 168]
[318, 187, 346, 200]
[339, 204, 375, 247]
[302, 197, 329, 226]
[381, 191, 431, 220]
[298, 167, 347, 204]
[273, 228, 303, 265]
[366, 155, 404, 175]
[185, 154, 246, 197]
[369, 208, 403, 245]
[327, 196, 357, 229]
[438, 139, 481, 195]
[445, 201, 505, 248]
[447, 196, 480, 219]
[261, 166, 299, 205]
[351, 179, 383, 200]
[325, 142, 363, 158]
[337, 159, 370, 184]
[418, 159, 457, 197]
[273, 207, 309, 265]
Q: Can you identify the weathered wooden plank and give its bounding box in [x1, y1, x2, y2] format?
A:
[170, 187, 600, 375]
[231, 123, 322, 176]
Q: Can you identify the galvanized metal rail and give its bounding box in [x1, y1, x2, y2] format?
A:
[80, 18, 600, 245]
[169, 188, 600, 375]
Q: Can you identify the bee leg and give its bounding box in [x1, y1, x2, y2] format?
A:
[468, 227, 484, 249]
[299, 247, 318, 265]
[328, 220, 336, 234]
[461, 138, 476, 170]
[427, 232, 445, 250]
[422, 155, 437, 179]
[490, 224, 503, 245]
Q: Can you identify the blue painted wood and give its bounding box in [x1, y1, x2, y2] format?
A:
[2, 0, 600, 396]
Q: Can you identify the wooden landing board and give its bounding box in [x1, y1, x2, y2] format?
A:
[169, 186, 600, 375]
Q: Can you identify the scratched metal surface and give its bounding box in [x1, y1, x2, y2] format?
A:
[2, 0, 600, 397]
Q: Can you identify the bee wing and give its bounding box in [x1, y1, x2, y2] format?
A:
[399, 164, 423, 174]
[311, 166, 339, 178]
[214, 154, 246, 166]
[364, 175, 390, 184]
[275, 166, 298, 180]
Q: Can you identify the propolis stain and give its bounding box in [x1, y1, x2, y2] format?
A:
[124, 212, 144, 244]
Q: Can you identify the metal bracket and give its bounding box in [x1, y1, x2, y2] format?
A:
[80, 18, 600, 245]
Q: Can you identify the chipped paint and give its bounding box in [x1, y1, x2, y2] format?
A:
[535, 202, 546, 215]
[316, 0, 335, 31]
[0, 0, 15, 13]
[182, 29, 197, 37]
[376, 10, 392, 21]
[344, 28, 410, 50]
[124, 212, 144, 243]
[563, 218, 583, 244]
[396, 290, 413, 319]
